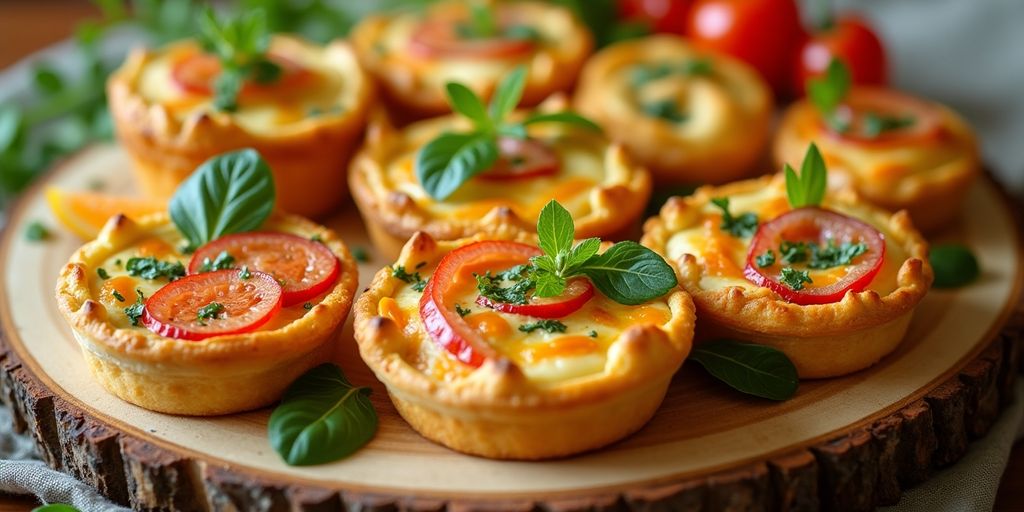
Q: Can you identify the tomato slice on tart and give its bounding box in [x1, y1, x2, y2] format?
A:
[142, 270, 283, 340]
[171, 52, 312, 97]
[408, 19, 536, 59]
[824, 88, 942, 145]
[477, 137, 559, 181]
[476, 277, 593, 317]
[743, 208, 885, 305]
[188, 232, 340, 307]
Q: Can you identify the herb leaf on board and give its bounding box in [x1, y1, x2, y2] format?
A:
[690, 340, 799, 400]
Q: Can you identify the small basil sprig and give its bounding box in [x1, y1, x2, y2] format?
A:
[929, 244, 980, 288]
[196, 7, 282, 112]
[529, 201, 677, 305]
[169, 148, 276, 251]
[784, 144, 827, 208]
[807, 58, 851, 133]
[415, 67, 601, 200]
[268, 364, 377, 466]
[690, 340, 799, 400]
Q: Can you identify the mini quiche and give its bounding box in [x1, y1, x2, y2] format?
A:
[354, 203, 692, 459]
[642, 147, 933, 378]
[574, 35, 773, 185]
[55, 214, 357, 416]
[351, 0, 592, 118]
[774, 62, 980, 233]
[107, 33, 373, 218]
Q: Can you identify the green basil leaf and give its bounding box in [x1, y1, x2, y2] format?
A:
[536, 200, 575, 259]
[169, 148, 275, 249]
[930, 244, 980, 288]
[0, 105, 25, 155]
[415, 132, 498, 200]
[786, 144, 827, 208]
[33, 66, 65, 96]
[488, 66, 527, 122]
[807, 58, 850, 116]
[445, 82, 492, 131]
[690, 340, 799, 401]
[577, 241, 678, 305]
[522, 111, 603, 132]
[567, 237, 601, 269]
[268, 364, 377, 466]
[31, 505, 81, 512]
[496, 123, 528, 140]
[533, 269, 566, 298]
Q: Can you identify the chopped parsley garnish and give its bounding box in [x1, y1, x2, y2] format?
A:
[862, 113, 916, 138]
[392, 265, 427, 292]
[710, 197, 759, 238]
[303, 302, 313, 311]
[518, 320, 568, 334]
[310, 234, 324, 244]
[111, 290, 125, 302]
[808, 240, 868, 269]
[630, 59, 713, 87]
[24, 221, 50, 242]
[455, 303, 471, 317]
[114, 259, 123, 267]
[588, 330, 598, 338]
[126, 257, 186, 281]
[779, 267, 812, 291]
[780, 241, 809, 264]
[476, 266, 536, 305]
[641, 99, 688, 123]
[97, 268, 110, 280]
[238, 265, 252, 280]
[351, 246, 370, 263]
[197, 302, 225, 324]
[755, 250, 776, 268]
[198, 251, 235, 272]
[124, 289, 145, 326]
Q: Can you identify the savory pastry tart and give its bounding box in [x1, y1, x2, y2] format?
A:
[354, 201, 693, 459]
[55, 151, 358, 415]
[349, 70, 651, 259]
[774, 60, 980, 233]
[107, 12, 373, 218]
[574, 35, 773, 185]
[642, 145, 933, 378]
[350, 0, 592, 118]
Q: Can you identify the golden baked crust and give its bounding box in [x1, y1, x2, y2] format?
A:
[574, 35, 773, 185]
[107, 36, 374, 218]
[351, 0, 592, 118]
[353, 229, 695, 459]
[348, 103, 653, 259]
[54, 213, 359, 415]
[773, 91, 980, 233]
[641, 175, 933, 378]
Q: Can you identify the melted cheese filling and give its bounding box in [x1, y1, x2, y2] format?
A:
[135, 37, 358, 135]
[664, 186, 907, 295]
[385, 262, 672, 385]
[87, 224, 321, 333]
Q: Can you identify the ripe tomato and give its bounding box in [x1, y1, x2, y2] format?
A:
[170, 52, 311, 97]
[686, 0, 804, 95]
[188, 232, 340, 307]
[477, 137, 559, 181]
[618, 0, 692, 34]
[477, 277, 594, 317]
[824, 88, 942, 146]
[743, 208, 885, 305]
[142, 270, 283, 340]
[408, 20, 535, 59]
[794, 16, 887, 95]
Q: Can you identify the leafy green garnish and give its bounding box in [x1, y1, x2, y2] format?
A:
[125, 257, 185, 281]
[303, 302, 314, 311]
[641, 99, 688, 123]
[196, 8, 282, 112]
[31, 504, 82, 512]
[710, 197, 758, 238]
[780, 241, 810, 264]
[124, 289, 145, 326]
[863, 113, 916, 138]
[755, 250, 775, 268]
[784, 144, 828, 208]
[629, 59, 713, 87]
[415, 67, 601, 200]
[588, 330, 598, 338]
[24, 221, 50, 242]
[392, 265, 427, 292]
[930, 244, 981, 288]
[169, 148, 276, 251]
[351, 246, 370, 263]
[238, 265, 252, 280]
[519, 320, 568, 334]
[455, 303, 472, 317]
[476, 268, 535, 305]
[197, 302, 225, 324]
[779, 267, 812, 291]
[97, 267, 110, 280]
[807, 59, 851, 133]
[111, 290, 126, 303]
[808, 240, 868, 269]
[690, 340, 799, 401]
[198, 251, 236, 272]
[268, 364, 376, 466]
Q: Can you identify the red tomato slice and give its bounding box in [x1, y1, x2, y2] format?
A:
[824, 88, 943, 146]
[618, 0, 693, 34]
[142, 270, 283, 340]
[793, 16, 887, 96]
[477, 137, 559, 181]
[188, 232, 340, 307]
[170, 52, 311, 97]
[743, 208, 885, 305]
[420, 241, 543, 367]
[477, 277, 593, 318]
[408, 20, 535, 59]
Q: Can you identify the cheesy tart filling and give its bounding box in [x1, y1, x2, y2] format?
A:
[354, 201, 694, 460]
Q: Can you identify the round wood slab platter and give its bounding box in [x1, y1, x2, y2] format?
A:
[1, 145, 1022, 512]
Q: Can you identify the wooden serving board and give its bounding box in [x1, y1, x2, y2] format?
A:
[1, 145, 1022, 511]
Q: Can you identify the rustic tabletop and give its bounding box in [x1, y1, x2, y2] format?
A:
[0, 1, 1019, 510]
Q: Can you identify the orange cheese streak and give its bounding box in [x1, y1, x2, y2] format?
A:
[588, 305, 669, 328]
[523, 335, 598, 362]
[377, 297, 406, 329]
[136, 238, 174, 258]
[464, 311, 512, 339]
[100, 276, 139, 307]
[700, 217, 745, 279]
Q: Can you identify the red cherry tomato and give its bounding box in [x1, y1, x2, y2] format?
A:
[686, 0, 804, 95]
[142, 270, 283, 340]
[477, 277, 594, 318]
[408, 20, 535, 59]
[618, 0, 693, 34]
[188, 232, 340, 307]
[824, 88, 943, 146]
[477, 137, 559, 181]
[171, 52, 311, 97]
[794, 16, 887, 95]
[743, 208, 885, 305]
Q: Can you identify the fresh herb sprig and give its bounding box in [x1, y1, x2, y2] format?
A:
[124, 289, 146, 326]
[690, 340, 799, 401]
[519, 320, 568, 334]
[784, 144, 828, 208]
[807, 58, 852, 133]
[930, 244, 981, 288]
[415, 67, 601, 200]
[125, 257, 186, 281]
[710, 198, 758, 238]
[196, 8, 282, 112]
[198, 251, 236, 272]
